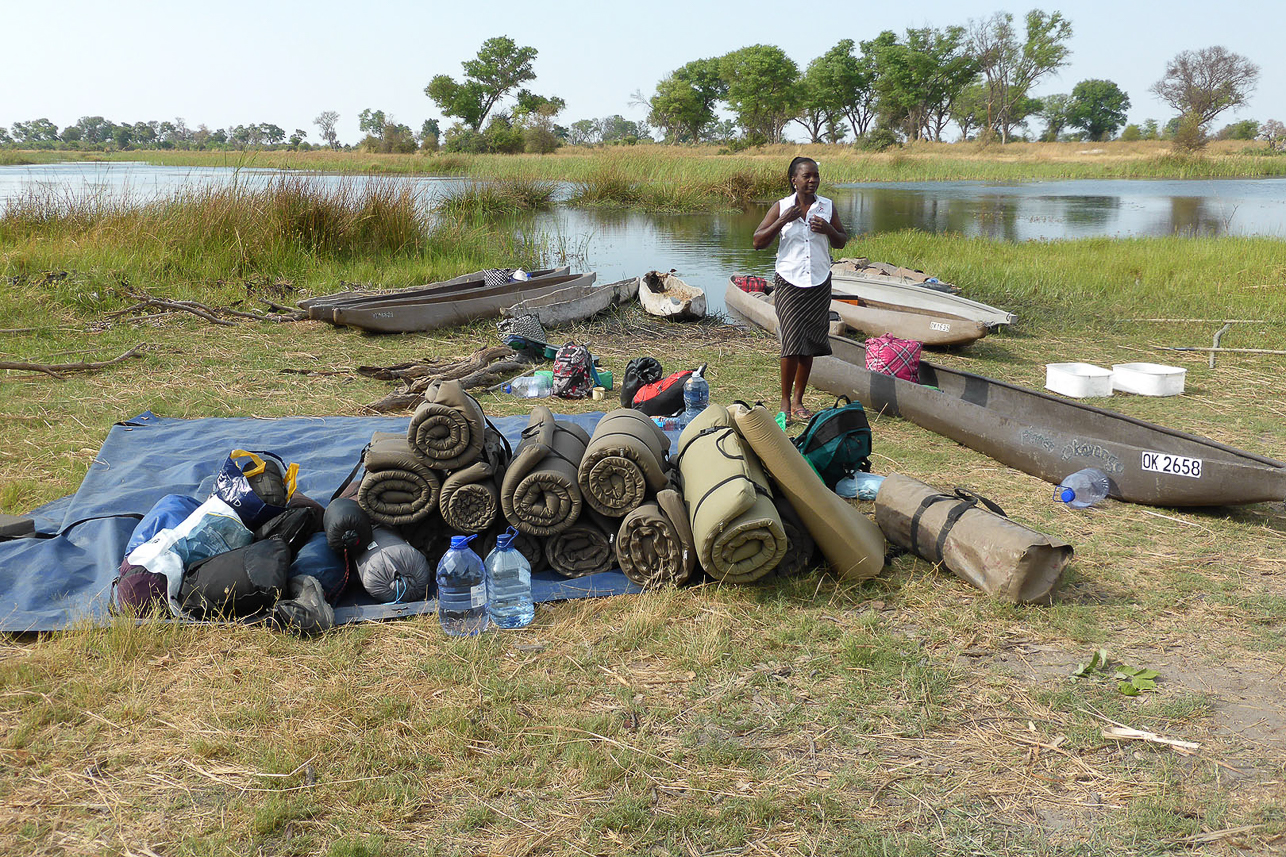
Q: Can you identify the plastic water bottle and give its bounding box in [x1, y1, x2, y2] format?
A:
[1054, 468, 1110, 509]
[485, 527, 534, 629]
[651, 415, 681, 432]
[682, 364, 709, 425]
[436, 534, 488, 636]
[504, 375, 551, 398]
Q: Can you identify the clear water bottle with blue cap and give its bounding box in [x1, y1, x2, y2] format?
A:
[682, 363, 709, 426]
[1054, 468, 1110, 509]
[486, 527, 533, 629]
[436, 534, 488, 636]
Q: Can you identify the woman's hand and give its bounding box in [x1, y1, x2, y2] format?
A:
[780, 203, 806, 225]
[807, 214, 833, 236]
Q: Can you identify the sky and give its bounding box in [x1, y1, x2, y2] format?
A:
[5, 0, 1281, 144]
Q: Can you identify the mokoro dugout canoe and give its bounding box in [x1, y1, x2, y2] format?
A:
[504, 276, 640, 328]
[640, 271, 707, 321]
[811, 335, 1286, 507]
[830, 272, 1016, 329]
[301, 266, 570, 318]
[829, 295, 988, 347]
[724, 277, 847, 337]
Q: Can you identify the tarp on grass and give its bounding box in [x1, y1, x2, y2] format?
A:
[0, 411, 641, 633]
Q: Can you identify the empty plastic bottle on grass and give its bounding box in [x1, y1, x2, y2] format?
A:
[504, 374, 551, 398]
[682, 363, 709, 426]
[436, 534, 488, 636]
[1055, 467, 1110, 509]
[486, 527, 533, 629]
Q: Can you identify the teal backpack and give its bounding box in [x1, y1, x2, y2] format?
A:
[792, 396, 873, 489]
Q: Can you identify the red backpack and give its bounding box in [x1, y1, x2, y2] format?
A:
[630, 370, 692, 417]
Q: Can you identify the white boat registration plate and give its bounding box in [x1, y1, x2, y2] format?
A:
[1141, 451, 1202, 478]
[929, 322, 950, 332]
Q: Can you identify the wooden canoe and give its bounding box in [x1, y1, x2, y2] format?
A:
[811, 335, 1286, 507]
[503, 276, 640, 327]
[301, 266, 570, 318]
[830, 295, 988, 347]
[832, 258, 960, 293]
[830, 273, 1016, 329]
[639, 271, 707, 321]
[724, 276, 847, 337]
[332, 273, 597, 333]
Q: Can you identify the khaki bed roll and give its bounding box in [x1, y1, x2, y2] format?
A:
[357, 432, 441, 527]
[578, 409, 671, 517]
[615, 486, 696, 587]
[407, 379, 486, 471]
[501, 405, 590, 537]
[729, 404, 885, 581]
[438, 426, 511, 534]
[545, 509, 616, 578]
[676, 404, 786, 583]
[874, 474, 1071, 604]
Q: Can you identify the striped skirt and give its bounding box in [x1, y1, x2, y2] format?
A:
[773, 273, 832, 358]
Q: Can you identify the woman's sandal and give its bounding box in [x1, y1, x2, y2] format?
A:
[792, 405, 814, 421]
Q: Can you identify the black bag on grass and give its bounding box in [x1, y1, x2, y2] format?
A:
[178, 538, 291, 619]
[620, 357, 663, 408]
[630, 370, 692, 418]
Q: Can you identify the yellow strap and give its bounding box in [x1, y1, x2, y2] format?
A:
[282, 463, 299, 500]
[230, 449, 266, 477]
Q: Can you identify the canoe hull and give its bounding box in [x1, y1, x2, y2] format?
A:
[639, 272, 707, 321]
[724, 279, 847, 338]
[505, 277, 640, 327]
[831, 275, 1016, 329]
[812, 335, 1286, 507]
[830, 297, 988, 347]
[301, 266, 571, 318]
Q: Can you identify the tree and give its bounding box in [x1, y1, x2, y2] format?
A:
[1067, 79, 1130, 141]
[259, 123, 286, 146]
[358, 109, 387, 138]
[720, 45, 801, 144]
[11, 118, 60, 144]
[113, 126, 132, 149]
[648, 58, 726, 143]
[569, 119, 599, 146]
[1151, 46, 1259, 131]
[1260, 120, 1285, 152]
[288, 129, 308, 148]
[802, 39, 877, 140]
[418, 119, 440, 151]
[1216, 119, 1259, 140]
[951, 83, 989, 140]
[425, 35, 541, 131]
[865, 27, 978, 142]
[971, 9, 1073, 142]
[313, 111, 340, 149]
[1037, 93, 1073, 141]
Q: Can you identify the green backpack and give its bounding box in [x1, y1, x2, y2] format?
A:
[792, 396, 873, 489]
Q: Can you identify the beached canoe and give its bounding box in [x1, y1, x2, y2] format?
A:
[811, 335, 1286, 507]
[503, 276, 640, 328]
[724, 276, 847, 337]
[829, 295, 988, 347]
[832, 258, 959, 293]
[332, 273, 597, 333]
[831, 270, 1016, 329]
[301, 266, 571, 319]
[640, 271, 707, 321]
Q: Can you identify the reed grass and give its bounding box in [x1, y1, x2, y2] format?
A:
[435, 177, 557, 219]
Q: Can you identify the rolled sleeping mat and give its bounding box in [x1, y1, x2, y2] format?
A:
[545, 508, 616, 578]
[407, 379, 486, 471]
[675, 404, 786, 584]
[578, 408, 671, 517]
[512, 529, 547, 574]
[501, 405, 590, 537]
[439, 460, 501, 533]
[874, 474, 1072, 604]
[766, 493, 818, 579]
[356, 526, 432, 603]
[614, 486, 696, 588]
[728, 403, 884, 581]
[358, 431, 442, 527]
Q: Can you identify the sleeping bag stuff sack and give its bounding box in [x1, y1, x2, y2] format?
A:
[178, 537, 291, 619]
[290, 532, 351, 604]
[438, 427, 510, 533]
[126, 494, 202, 554]
[112, 560, 169, 616]
[407, 379, 487, 471]
[765, 493, 818, 579]
[356, 527, 432, 603]
[500, 405, 590, 537]
[358, 432, 442, 527]
[675, 404, 786, 584]
[544, 508, 616, 578]
[630, 370, 693, 418]
[578, 408, 671, 517]
[126, 495, 255, 611]
[615, 484, 697, 588]
[729, 403, 884, 581]
[874, 474, 1072, 605]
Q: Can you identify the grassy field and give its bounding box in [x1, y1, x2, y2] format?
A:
[2, 183, 1286, 855]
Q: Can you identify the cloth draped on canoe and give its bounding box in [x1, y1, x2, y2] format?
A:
[577, 409, 671, 517]
[614, 485, 696, 588]
[501, 406, 590, 537]
[676, 405, 786, 583]
[358, 432, 441, 527]
[545, 509, 616, 578]
[407, 380, 487, 471]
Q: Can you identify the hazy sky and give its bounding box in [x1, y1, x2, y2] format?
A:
[6, 1, 1281, 143]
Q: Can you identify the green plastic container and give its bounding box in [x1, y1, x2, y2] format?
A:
[596, 370, 612, 391]
[534, 370, 553, 385]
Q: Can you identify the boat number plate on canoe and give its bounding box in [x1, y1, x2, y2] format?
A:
[929, 322, 951, 332]
[1141, 451, 1202, 479]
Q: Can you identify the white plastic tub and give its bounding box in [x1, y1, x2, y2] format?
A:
[1112, 362, 1186, 396]
[1045, 363, 1114, 398]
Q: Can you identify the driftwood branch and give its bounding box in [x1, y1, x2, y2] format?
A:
[1154, 345, 1286, 356]
[363, 346, 534, 413]
[0, 343, 147, 379]
[107, 288, 306, 326]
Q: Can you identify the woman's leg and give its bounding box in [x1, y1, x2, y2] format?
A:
[780, 356, 799, 415]
[791, 356, 814, 413]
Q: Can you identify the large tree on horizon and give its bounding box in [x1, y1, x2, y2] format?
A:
[719, 45, 800, 144]
[1150, 46, 1259, 129]
[971, 9, 1073, 142]
[425, 36, 542, 132]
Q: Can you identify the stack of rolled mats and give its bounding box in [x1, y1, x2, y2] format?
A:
[501, 405, 590, 539]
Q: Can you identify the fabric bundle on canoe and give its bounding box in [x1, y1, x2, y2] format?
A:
[358, 432, 441, 527]
[874, 474, 1071, 604]
[545, 509, 616, 578]
[729, 404, 884, 581]
[407, 380, 487, 471]
[676, 405, 786, 583]
[614, 485, 696, 588]
[577, 409, 671, 517]
[501, 405, 590, 537]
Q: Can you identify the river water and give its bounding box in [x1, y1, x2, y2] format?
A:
[3, 161, 1284, 312]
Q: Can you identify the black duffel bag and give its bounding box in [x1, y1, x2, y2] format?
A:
[179, 538, 291, 619]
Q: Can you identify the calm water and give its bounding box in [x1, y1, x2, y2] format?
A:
[3, 161, 1284, 312]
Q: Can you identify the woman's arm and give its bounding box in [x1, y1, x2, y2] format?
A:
[809, 205, 849, 250]
[752, 201, 802, 250]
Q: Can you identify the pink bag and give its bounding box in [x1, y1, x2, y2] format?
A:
[865, 335, 922, 383]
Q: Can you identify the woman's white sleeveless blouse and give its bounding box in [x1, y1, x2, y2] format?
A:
[774, 193, 833, 287]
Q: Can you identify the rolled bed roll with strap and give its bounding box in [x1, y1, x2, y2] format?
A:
[614, 485, 697, 588]
[500, 405, 590, 537]
[357, 431, 442, 527]
[545, 508, 616, 578]
[874, 474, 1071, 604]
[578, 408, 672, 517]
[407, 379, 487, 471]
[676, 404, 786, 584]
[438, 456, 502, 534]
[728, 403, 884, 581]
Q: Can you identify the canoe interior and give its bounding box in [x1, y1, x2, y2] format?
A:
[304, 266, 570, 312]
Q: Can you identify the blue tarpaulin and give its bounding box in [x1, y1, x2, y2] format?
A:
[0, 411, 641, 632]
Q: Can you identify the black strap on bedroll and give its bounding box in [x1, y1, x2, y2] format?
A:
[679, 425, 769, 523]
[908, 487, 1007, 563]
[329, 442, 371, 502]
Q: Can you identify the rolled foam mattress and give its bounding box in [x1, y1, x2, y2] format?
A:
[501, 405, 590, 537]
[544, 509, 616, 578]
[577, 408, 671, 517]
[614, 485, 696, 587]
[407, 379, 487, 471]
[358, 431, 441, 527]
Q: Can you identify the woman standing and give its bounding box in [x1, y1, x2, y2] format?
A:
[751, 157, 849, 421]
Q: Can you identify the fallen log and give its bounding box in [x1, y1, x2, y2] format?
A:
[363, 346, 534, 413]
[0, 343, 147, 379]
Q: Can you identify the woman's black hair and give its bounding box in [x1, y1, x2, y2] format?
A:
[786, 157, 817, 193]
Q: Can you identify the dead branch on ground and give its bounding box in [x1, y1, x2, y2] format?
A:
[0, 343, 148, 380]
